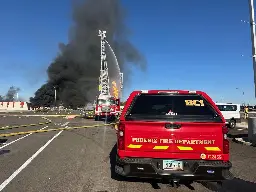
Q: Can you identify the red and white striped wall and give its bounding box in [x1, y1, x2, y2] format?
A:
[0, 102, 28, 111]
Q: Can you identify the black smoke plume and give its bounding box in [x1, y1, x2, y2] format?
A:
[44, 0, 146, 108]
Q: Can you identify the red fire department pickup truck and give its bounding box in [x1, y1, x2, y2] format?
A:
[114, 90, 233, 186]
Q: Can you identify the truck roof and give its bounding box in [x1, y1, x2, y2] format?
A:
[215, 103, 240, 105]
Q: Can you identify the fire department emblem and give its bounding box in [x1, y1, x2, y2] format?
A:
[200, 153, 206, 159]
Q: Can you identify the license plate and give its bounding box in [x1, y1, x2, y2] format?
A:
[163, 160, 183, 170]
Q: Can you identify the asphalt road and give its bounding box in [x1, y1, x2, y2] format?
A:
[0, 115, 256, 192]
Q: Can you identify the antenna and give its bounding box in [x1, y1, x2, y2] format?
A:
[98, 30, 110, 96]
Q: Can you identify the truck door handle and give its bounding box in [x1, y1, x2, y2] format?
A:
[165, 123, 181, 129]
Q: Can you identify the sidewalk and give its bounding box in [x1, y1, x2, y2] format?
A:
[231, 120, 255, 146]
[237, 121, 248, 129]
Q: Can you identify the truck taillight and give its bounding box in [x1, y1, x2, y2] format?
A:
[117, 123, 125, 150]
[222, 125, 229, 154]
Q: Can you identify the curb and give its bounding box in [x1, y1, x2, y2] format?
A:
[65, 115, 81, 119]
[232, 138, 253, 146]
[236, 123, 248, 129]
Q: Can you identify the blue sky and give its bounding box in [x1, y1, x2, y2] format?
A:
[0, 0, 254, 104]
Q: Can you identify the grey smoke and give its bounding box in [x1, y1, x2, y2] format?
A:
[47, 0, 146, 106]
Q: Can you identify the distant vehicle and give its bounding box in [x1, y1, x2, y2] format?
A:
[94, 94, 120, 121]
[115, 90, 232, 186]
[84, 103, 95, 119]
[59, 105, 64, 111]
[215, 103, 241, 129]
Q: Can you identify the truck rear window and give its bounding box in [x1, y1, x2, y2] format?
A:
[125, 94, 222, 122]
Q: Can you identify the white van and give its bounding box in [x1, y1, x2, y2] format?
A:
[215, 103, 241, 129]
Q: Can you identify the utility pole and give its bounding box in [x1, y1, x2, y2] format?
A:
[249, 0, 256, 97]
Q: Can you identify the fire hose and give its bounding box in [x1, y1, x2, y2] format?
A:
[0, 123, 117, 137]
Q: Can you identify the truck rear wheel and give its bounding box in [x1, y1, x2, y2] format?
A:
[229, 119, 236, 129]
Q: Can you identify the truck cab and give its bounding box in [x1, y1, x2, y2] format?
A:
[94, 94, 120, 121]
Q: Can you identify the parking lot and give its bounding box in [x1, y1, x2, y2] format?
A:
[0, 114, 256, 192]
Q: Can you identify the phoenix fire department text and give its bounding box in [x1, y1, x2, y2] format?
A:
[131, 138, 216, 145]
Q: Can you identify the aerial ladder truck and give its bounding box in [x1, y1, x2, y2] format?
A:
[94, 30, 123, 121]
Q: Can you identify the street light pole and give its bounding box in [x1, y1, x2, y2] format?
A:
[248, 0, 256, 97]
[53, 86, 57, 106]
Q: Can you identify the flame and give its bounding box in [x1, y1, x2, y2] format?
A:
[112, 81, 119, 98]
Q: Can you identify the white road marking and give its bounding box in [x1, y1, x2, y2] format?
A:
[0, 125, 66, 191]
[0, 126, 49, 150]
[0, 116, 54, 149]
[61, 122, 69, 127]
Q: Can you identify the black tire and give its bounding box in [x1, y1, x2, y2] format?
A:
[229, 119, 236, 129]
[110, 115, 116, 122]
[94, 115, 99, 121]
